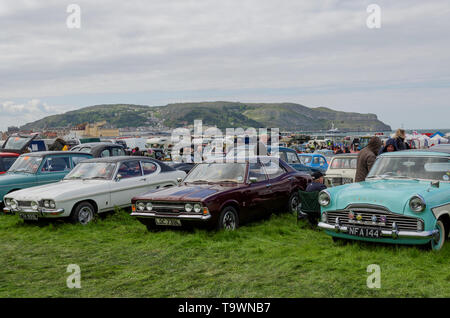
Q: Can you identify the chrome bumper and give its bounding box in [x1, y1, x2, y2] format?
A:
[318, 222, 438, 240]
[131, 212, 212, 221]
[3, 207, 65, 216]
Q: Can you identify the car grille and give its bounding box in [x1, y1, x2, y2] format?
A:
[17, 201, 32, 208]
[325, 204, 421, 231]
[150, 202, 186, 214]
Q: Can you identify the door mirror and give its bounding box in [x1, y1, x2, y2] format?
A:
[249, 177, 258, 184]
[177, 177, 183, 183]
[115, 174, 122, 182]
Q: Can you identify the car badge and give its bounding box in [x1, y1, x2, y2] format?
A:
[371, 215, 377, 222]
[380, 215, 387, 223]
[348, 211, 355, 220]
[356, 214, 363, 221]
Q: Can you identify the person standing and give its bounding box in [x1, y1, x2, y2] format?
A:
[393, 129, 410, 150]
[306, 171, 327, 192]
[355, 136, 382, 182]
[378, 138, 398, 155]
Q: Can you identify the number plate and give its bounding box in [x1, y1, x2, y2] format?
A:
[347, 226, 381, 238]
[155, 218, 181, 227]
[19, 213, 39, 221]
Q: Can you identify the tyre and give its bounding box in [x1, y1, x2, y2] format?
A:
[217, 206, 239, 231]
[287, 192, 299, 214]
[70, 202, 95, 225]
[430, 220, 446, 251]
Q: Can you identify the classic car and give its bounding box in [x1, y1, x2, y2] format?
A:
[269, 147, 315, 175]
[318, 149, 450, 251]
[3, 156, 186, 224]
[0, 152, 19, 175]
[0, 133, 39, 154]
[131, 156, 312, 231]
[314, 149, 335, 164]
[324, 153, 358, 187]
[298, 153, 329, 173]
[0, 151, 93, 209]
[70, 142, 127, 157]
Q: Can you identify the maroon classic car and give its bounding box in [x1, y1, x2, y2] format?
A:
[131, 156, 312, 230]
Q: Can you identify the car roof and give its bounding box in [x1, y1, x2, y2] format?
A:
[380, 149, 450, 156]
[81, 156, 157, 163]
[20, 151, 93, 157]
[73, 142, 121, 148]
[331, 153, 358, 158]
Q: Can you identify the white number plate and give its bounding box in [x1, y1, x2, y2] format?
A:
[155, 218, 181, 226]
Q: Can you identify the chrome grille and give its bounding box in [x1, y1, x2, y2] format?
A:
[17, 201, 32, 208]
[151, 201, 186, 214]
[325, 204, 421, 231]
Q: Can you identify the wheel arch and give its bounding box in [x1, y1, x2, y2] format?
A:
[71, 199, 99, 216]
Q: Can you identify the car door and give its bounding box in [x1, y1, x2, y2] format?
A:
[110, 160, 147, 208]
[262, 159, 291, 212]
[242, 162, 273, 220]
[36, 155, 71, 186]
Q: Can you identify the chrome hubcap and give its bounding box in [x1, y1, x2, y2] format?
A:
[223, 211, 236, 230]
[291, 196, 299, 211]
[79, 207, 93, 225]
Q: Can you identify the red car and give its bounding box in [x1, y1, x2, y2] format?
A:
[0, 152, 19, 175]
[131, 156, 312, 230]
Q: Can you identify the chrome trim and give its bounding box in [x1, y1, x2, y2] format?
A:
[318, 222, 438, 240]
[5, 207, 64, 215]
[131, 212, 211, 221]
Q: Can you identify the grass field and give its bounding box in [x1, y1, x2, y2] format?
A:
[0, 210, 449, 298]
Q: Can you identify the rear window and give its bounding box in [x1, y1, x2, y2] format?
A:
[331, 158, 357, 169]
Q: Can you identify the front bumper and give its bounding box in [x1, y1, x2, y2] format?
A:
[318, 222, 438, 240]
[131, 211, 212, 221]
[3, 207, 65, 217]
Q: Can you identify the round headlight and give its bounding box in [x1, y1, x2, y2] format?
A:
[11, 199, 18, 209]
[193, 203, 201, 213]
[185, 203, 193, 212]
[137, 202, 146, 211]
[49, 201, 56, 209]
[410, 195, 426, 213]
[146, 202, 153, 211]
[5, 198, 11, 207]
[318, 191, 331, 206]
[31, 201, 38, 210]
[44, 200, 50, 208]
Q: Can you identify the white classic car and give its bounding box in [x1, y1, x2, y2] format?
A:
[324, 153, 358, 187]
[3, 156, 186, 224]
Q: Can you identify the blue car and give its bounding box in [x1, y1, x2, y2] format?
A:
[268, 146, 315, 174]
[318, 149, 450, 251]
[298, 153, 329, 173]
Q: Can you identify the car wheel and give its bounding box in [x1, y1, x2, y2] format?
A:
[287, 192, 299, 214]
[70, 202, 95, 225]
[430, 220, 446, 251]
[218, 206, 239, 231]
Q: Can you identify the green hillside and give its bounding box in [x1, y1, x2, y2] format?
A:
[20, 102, 391, 131]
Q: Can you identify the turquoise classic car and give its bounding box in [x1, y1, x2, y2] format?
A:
[0, 151, 92, 209]
[318, 149, 450, 251]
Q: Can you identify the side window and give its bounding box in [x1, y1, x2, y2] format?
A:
[112, 147, 125, 156]
[101, 149, 111, 157]
[248, 162, 267, 182]
[142, 161, 158, 175]
[286, 152, 299, 163]
[313, 157, 320, 164]
[263, 160, 286, 179]
[279, 152, 288, 162]
[41, 156, 71, 172]
[3, 157, 17, 171]
[72, 156, 90, 167]
[117, 161, 142, 179]
[319, 157, 326, 165]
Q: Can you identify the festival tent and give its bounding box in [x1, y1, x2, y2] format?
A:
[429, 135, 449, 145]
[430, 131, 445, 138]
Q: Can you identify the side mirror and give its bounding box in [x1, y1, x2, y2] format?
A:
[115, 174, 122, 182]
[431, 180, 440, 188]
[177, 177, 183, 183]
[249, 177, 258, 184]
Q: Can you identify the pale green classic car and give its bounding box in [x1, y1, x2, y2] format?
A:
[318, 149, 450, 251]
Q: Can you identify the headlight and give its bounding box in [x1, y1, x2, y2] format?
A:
[410, 195, 426, 213]
[31, 201, 39, 210]
[5, 198, 11, 207]
[137, 202, 146, 211]
[49, 200, 56, 209]
[318, 191, 331, 206]
[10, 199, 18, 209]
[185, 203, 193, 212]
[146, 202, 153, 211]
[44, 200, 50, 208]
[193, 203, 202, 213]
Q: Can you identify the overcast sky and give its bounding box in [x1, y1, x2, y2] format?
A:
[1, 0, 449, 131]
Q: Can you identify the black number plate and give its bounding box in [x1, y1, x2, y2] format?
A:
[347, 226, 381, 238]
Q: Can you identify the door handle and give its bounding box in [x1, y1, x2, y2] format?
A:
[140, 178, 147, 181]
[266, 184, 271, 188]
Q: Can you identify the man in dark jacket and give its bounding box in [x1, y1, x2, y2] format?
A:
[306, 171, 327, 192]
[355, 136, 382, 182]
